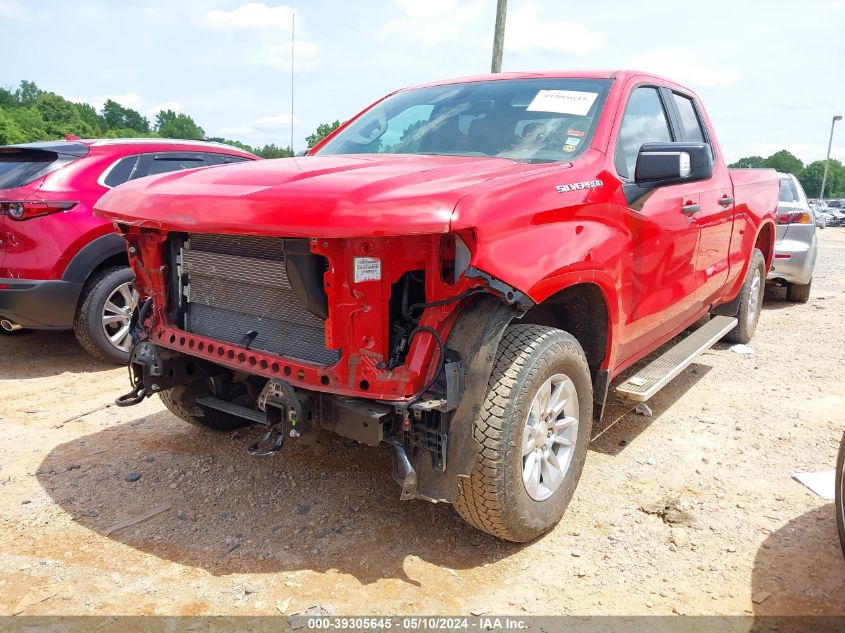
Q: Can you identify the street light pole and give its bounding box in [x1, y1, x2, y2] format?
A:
[491, 0, 507, 73]
[819, 115, 842, 201]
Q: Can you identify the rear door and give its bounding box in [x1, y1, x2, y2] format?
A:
[666, 91, 735, 305]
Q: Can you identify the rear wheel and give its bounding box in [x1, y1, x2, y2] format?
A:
[73, 267, 137, 364]
[786, 280, 812, 303]
[724, 249, 765, 344]
[454, 325, 593, 542]
[160, 378, 254, 432]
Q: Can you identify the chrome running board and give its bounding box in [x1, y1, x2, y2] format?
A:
[614, 315, 737, 402]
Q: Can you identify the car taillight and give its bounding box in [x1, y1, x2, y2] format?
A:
[0, 200, 78, 221]
[777, 210, 812, 225]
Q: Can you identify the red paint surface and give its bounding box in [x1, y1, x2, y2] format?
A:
[94, 72, 778, 400]
[0, 140, 256, 280]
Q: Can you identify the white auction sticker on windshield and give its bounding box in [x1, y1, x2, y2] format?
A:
[527, 90, 598, 116]
[354, 257, 381, 283]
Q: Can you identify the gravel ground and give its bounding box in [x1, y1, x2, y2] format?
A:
[1, 231, 843, 619]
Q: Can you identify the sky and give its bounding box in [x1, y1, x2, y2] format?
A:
[2, 0, 845, 163]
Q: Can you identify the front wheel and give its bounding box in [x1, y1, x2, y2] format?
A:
[73, 267, 138, 364]
[454, 325, 593, 542]
[724, 249, 766, 344]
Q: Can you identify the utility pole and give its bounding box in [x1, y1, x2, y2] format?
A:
[491, 0, 507, 73]
[820, 115, 842, 201]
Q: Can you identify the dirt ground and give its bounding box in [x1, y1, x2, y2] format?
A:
[1, 231, 844, 620]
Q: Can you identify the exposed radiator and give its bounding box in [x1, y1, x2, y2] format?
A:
[174, 234, 339, 366]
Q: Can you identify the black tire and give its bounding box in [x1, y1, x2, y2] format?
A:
[73, 266, 135, 364]
[159, 380, 253, 432]
[724, 249, 766, 344]
[454, 325, 593, 542]
[837, 432, 845, 560]
[786, 280, 812, 303]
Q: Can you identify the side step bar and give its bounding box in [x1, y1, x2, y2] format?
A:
[614, 315, 737, 402]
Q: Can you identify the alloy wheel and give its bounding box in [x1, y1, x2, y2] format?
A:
[101, 281, 138, 352]
[522, 373, 579, 502]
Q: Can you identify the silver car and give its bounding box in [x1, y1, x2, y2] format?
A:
[766, 173, 818, 303]
[809, 202, 828, 228]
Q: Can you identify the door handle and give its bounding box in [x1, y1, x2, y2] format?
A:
[719, 196, 735, 207]
[682, 202, 700, 215]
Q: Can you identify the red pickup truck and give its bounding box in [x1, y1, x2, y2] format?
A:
[95, 70, 778, 542]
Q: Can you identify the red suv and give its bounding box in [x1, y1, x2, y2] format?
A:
[0, 138, 257, 362]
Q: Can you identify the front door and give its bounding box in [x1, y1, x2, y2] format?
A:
[613, 85, 703, 362]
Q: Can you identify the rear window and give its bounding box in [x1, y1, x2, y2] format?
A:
[102, 155, 141, 188]
[146, 155, 208, 176]
[778, 178, 798, 203]
[0, 149, 59, 189]
[217, 154, 250, 164]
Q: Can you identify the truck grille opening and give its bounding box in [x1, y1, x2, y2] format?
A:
[172, 234, 340, 366]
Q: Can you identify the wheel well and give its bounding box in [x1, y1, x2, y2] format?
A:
[755, 223, 774, 270]
[87, 252, 129, 284]
[517, 283, 608, 378]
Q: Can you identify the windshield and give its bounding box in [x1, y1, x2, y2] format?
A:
[315, 78, 612, 164]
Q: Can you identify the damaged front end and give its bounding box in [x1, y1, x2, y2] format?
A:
[114, 225, 530, 502]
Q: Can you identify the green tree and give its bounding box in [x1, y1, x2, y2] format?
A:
[0, 86, 16, 108]
[8, 107, 48, 142]
[15, 80, 41, 106]
[76, 102, 103, 135]
[799, 159, 845, 199]
[154, 110, 204, 140]
[206, 136, 255, 153]
[101, 126, 157, 139]
[0, 107, 26, 144]
[762, 149, 803, 176]
[256, 143, 293, 158]
[729, 155, 766, 169]
[35, 92, 95, 138]
[102, 99, 149, 133]
[306, 120, 342, 148]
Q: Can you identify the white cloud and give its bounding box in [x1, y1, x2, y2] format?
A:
[378, 0, 484, 45]
[0, 1, 36, 21]
[204, 2, 294, 31]
[146, 101, 181, 116]
[109, 92, 142, 108]
[220, 125, 254, 136]
[255, 113, 297, 128]
[628, 51, 737, 89]
[506, 3, 605, 55]
[220, 113, 298, 139]
[72, 91, 142, 113]
[253, 41, 320, 71]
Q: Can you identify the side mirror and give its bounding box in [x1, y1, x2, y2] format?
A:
[634, 142, 713, 186]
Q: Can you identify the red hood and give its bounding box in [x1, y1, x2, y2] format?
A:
[94, 154, 540, 237]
